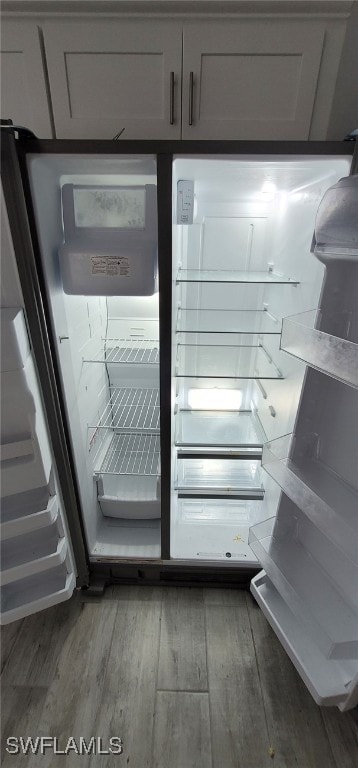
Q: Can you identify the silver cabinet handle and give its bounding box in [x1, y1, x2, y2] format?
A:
[189, 72, 194, 126]
[170, 72, 175, 125]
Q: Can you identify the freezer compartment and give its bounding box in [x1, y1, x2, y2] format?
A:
[176, 268, 299, 284]
[176, 457, 263, 496]
[251, 573, 356, 710]
[281, 309, 358, 389]
[176, 410, 266, 449]
[98, 474, 160, 520]
[249, 517, 358, 660]
[176, 309, 281, 335]
[262, 433, 358, 564]
[0, 561, 75, 625]
[176, 343, 283, 379]
[171, 497, 266, 563]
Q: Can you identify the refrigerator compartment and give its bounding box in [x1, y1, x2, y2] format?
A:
[98, 474, 160, 519]
[176, 410, 266, 448]
[0, 493, 58, 540]
[251, 572, 354, 710]
[249, 517, 358, 660]
[83, 339, 159, 365]
[176, 309, 281, 335]
[176, 457, 263, 494]
[0, 525, 67, 586]
[281, 310, 358, 389]
[95, 432, 160, 476]
[91, 387, 160, 432]
[0, 564, 75, 625]
[0, 308, 30, 372]
[176, 269, 299, 285]
[262, 433, 358, 565]
[171, 498, 267, 562]
[176, 344, 283, 379]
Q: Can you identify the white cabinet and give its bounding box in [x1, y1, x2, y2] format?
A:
[42, 20, 182, 139]
[182, 20, 326, 140]
[0, 21, 53, 138]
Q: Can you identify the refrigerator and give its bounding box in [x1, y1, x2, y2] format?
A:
[1, 128, 357, 712]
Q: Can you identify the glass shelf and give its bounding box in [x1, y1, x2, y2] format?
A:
[176, 410, 266, 449]
[83, 339, 159, 365]
[262, 433, 358, 565]
[89, 388, 160, 432]
[281, 310, 358, 389]
[176, 457, 263, 496]
[176, 269, 299, 285]
[177, 309, 281, 335]
[249, 517, 358, 660]
[94, 433, 160, 476]
[176, 344, 283, 379]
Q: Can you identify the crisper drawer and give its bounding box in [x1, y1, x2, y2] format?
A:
[176, 457, 263, 497]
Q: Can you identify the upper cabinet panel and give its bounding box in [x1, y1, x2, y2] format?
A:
[42, 21, 182, 139]
[182, 20, 326, 139]
[0, 22, 53, 138]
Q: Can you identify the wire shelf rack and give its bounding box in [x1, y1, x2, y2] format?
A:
[95, 433, 161, 476]
[91, 388, 160, 432]
[83, 339, 159, 365]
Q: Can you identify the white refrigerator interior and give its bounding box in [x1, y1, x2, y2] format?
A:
[0, 187, 76, 625]
[27, 154, 161, 561]
[170, 155, 353, 565]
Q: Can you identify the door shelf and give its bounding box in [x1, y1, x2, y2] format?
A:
[0, 494, 59, 541]
[176, 457, 263, 495]
[281, 310, 358, 389]
[262, 433, 358, 565]
[0, 535, 67, 587]
[83, 339, 159, 365]
[90, 388, 160, 432]
[176, 344, 283, 379]
[176, 309, 281, 335]
[94, 432, 160, 476]
[249, 517, 358, 660]
[251, 573, 353, 710]
[176, 269, 299, 285]
[176, 410, 266, 449]
[0, 566, 75, 625]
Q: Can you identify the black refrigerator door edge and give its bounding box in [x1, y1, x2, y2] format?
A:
[1, 130, 89, 586]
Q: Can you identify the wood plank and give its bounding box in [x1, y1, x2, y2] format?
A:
[1, 685, 48, 768]
[204, 587, 247, 605]
[24, 600, 118, 768]
[89, 598, 161, 768]
[246, 593, 338, 768]
[321, 707, 358, 768]
[152, 691, 212, 768]
[158, 587, 207, 691]
[0, 619, 23, 673]
[1, 594, 82, 687]
[205, 592, 272, 768]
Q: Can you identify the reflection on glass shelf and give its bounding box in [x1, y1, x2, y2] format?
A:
[281, 310, 358, 389]
[249, 517, 358, 660]
[176, 410, 266, 448]
[177, 309, 281, 334]
[262, 433, 358, 565]
[176, 344, 283, 379]
[176, 457, 263, 494]
[176, 269, 299, 284]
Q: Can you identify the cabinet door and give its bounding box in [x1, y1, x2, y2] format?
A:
[43, 21, 182, 139]
[0, 22, 53, 138]
[182, 20, 325, 139]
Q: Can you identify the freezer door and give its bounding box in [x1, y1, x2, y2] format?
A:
[1, 133, 88, 623]
[249, 174, 358, 711]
